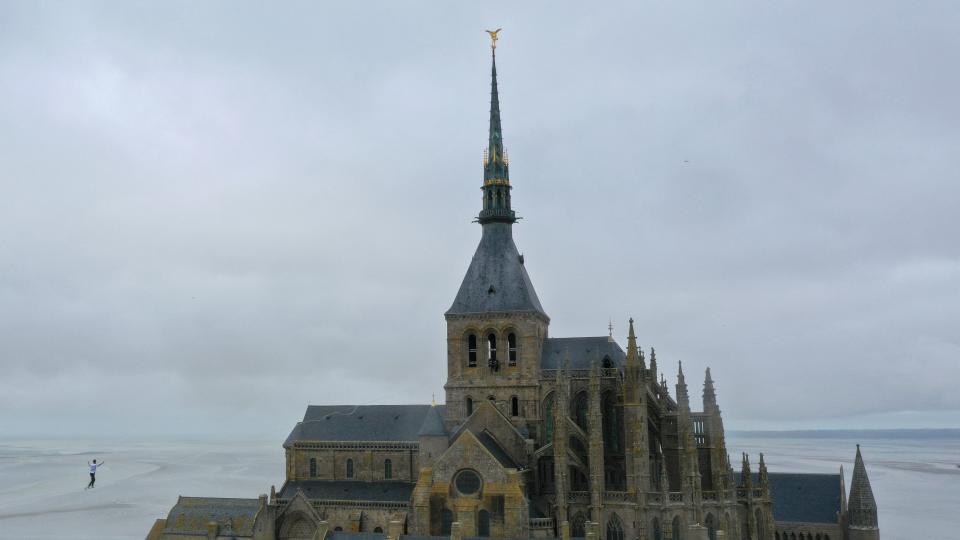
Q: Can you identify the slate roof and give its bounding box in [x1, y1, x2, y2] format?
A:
[541, 337, 626, 370]
[735, 472, 842, 524]
[163, 496, 260, 537]
[284, 404, 445, 447]
[417, 405, 447, 437]
[446, 223, 547, 318]
[280, 480, 415, 503]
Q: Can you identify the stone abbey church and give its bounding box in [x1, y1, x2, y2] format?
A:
[148, 40, 881, 540]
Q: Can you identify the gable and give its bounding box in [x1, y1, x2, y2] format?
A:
[454, 400, 527, 466]
[431, 430, 511, 485]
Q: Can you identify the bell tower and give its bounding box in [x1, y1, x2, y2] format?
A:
[444, 31, 549, 432]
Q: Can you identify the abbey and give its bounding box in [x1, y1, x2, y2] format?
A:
[147, 39, 880, 540]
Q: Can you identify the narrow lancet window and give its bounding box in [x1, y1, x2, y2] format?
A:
[384, 459, 392, 479]
[507, 333, 517, 365]
[309, 458, 317, 478]
[346, 458, 354, 478]
[511, 396, 519, 417]
[466, 397, 473, 416]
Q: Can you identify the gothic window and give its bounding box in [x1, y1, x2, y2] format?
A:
[671, 516, 682, 540]
[606, 514, 624, 540]
[602, 355, 613, 368]
[309, 458, 317, 478]
[652, 518, 662, 540]
[466, 397, 474, 416]
[706, 514, 716, 540]
[468, 334, 478, 367]
[507, 333, 517, 365]
[334, 527, 343, 532]
[487, 333, 498, 370]
[478, 509, 491, 537]
[384, 459, 392, 479]
[572, 392, 588, 430]
[511, 396, 519, 417]
[492, 495, 505, 518]
[346, 458, 354, 478]
[374, 528, 383, 533]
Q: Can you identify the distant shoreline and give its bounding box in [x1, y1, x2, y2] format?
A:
[729, 428, 960, 439]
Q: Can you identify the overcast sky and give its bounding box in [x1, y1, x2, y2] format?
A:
[1, 1, 958, 440]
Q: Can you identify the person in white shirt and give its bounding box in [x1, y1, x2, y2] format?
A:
[86, 459, 104, 489]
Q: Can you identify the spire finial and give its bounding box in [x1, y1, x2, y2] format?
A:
[608, 318, 614, 342]
[431, 393, 436, 407]
[485, 28, 502, 50]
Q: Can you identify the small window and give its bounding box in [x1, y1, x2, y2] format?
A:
[335, 527, 343, 532]
[602, 355, 613, 369]
[346, 458, 354, 478]
[384, 459, 392, 479]
[309, 457, 317, 478]
[511, 396, 519, 417]
[507, 333, 517, 365]
[374, 528, 383, 533]
[468, 334, 477, 367]
[466, 397, 473, 416]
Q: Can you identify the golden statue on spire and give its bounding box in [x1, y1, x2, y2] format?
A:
[485, 28, 502, 49]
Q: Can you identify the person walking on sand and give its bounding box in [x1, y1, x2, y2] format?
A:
[86, 459, 104, 489]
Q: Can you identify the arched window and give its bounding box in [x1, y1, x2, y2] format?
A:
[606, 514, 624, 540]
[790, 533, 796, 540]
[652, 518, 662, 540]
[507, 333, 518, 365]
[487, 333, 498, 370]
[705, 513, 716, 540]
[466, 397, 473, 416]
[511, 396, 519, 417]
[346, 458, 354, 478]
[334, 527, 343, 532]
[478, 509, 491, 537]
[467, 334, 478, 367]
[671, 516, 682, 540]
[384, 459, 392, 479]
[775, 534, 780, 540]
[309, 457, 317, 478]
[602, 355, 613, 368]
[816, 534, 822, 540]
[374, 527, 383, 533]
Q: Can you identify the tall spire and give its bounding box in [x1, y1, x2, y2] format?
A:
[479, 30, 515, 225]
[848, 445, 880, 530]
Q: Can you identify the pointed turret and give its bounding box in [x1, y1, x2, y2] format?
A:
[675, 361, 689, 409]
[848, 445, 880, 538]
[703, 367, 718, 414]
[649, 347, 658, 383]
[625, 318, 639, 368]
[741, 453, 752, 489]
[758, 452, 768, 488]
